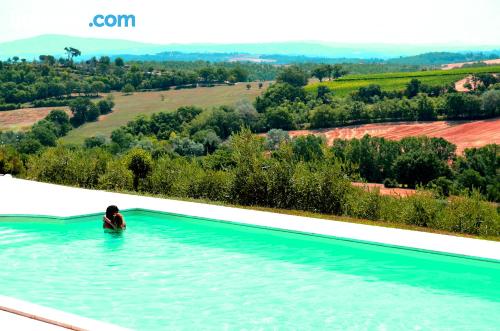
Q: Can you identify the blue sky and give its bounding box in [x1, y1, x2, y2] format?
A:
[1, 0, 499, 45]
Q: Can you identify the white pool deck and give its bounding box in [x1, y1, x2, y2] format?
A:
[1, 175, 500, 329]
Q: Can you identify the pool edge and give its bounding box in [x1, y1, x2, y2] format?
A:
[2, 207, 499, 264]
[0, 295, 132, 331]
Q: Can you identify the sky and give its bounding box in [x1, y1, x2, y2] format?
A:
[1, 0, 499, 45]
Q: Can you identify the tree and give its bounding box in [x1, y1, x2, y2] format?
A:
[192, 129, 222, 154]
[405, 79, 422, 98]
[31, 122, 58, 146]
[97, 98, 114, 115]
[69, 98, 92, 127]
[292, 135, 325, 162]
[85, 104, 101, 122]
[111, 128, 135, 151]
[172, 137, 205, 157]
[265, 106, 296, 130]
[481, 90, 500, 117]
[126, 148, 153, 191]
[276, 65, 309, 87]
[445, 93, 482, 119]
[17, 137, 42, 155]
[64, 47, 81, 63]
[84, 135, 106, 148]
[255, 83, 306, 112]
[393, 151, 447, 187]
[230, 66, 249, 82]
[114, 57, 125, 67]
[90, 81, 106, 96]
[414, 94, 436, 120]
[122, 83, 135, 95]
[354, 84, 382, 103]
[265, 129, 290, 150]
[331, 64, 347, 79]
[310, 105, 337, 129]
[311, 65, 329, 82]
[45, 110, 72, 136]
[316, 85, 332, 103]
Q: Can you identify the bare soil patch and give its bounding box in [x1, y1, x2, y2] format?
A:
[352, 182, 416, 197]
[288, 119, 500, 154]
[442, 59, 500, 70]
[0, 107, 70, 131]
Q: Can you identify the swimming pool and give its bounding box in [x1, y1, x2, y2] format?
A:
[1, 209, 499, 330]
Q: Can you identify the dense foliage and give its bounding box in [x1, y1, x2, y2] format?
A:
[2, 129, 497, 238]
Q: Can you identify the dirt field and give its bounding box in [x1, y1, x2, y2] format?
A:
[442, 59, 500, 70]
[0, 106, 70, 131]
[352, 182, 416, 197]
[288, 119, 500, 154]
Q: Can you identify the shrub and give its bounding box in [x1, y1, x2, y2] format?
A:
[84, 135, 107, 148]
[189, 170, 233, 202]
[346, 187, 382, 221]
[292, 162, 351, 215]
[0, 147, 24, 175]
[401, 191, 443, 228]
[126, 148, 153, 191]
[0, 103, 20, 111]
[122, 84, 135, 95]
[438, 191, 500, 236]
[85, 103, 101, 122]
[147, 156, 201, 197]
[98, 159, 133, 191]
[383, 178, 398, 188]
[230, 128, 268, 206]
[379, 196, 407, 223]
[97, 98, 114, 115]
[26, 147, 110, 188]
[266, 146, 295, 209]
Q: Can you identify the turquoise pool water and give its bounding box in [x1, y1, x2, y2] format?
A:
[1, 210, 499, 330]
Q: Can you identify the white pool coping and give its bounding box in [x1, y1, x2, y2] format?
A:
[0, 295, 131, 331]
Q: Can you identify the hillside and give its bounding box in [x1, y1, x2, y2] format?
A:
[387, 52, 499, 65]
[61, 82, 266, 144]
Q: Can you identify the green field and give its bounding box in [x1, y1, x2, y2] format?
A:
[61, 82, 266, 144]
[306, 65, 500, 96]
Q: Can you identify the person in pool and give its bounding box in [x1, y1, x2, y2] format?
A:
[103, 205, 126, 231]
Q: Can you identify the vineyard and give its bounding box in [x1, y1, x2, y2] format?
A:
[306, 65, 500, 96]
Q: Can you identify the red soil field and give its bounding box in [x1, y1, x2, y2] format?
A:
[352, 182, 416, 197]
[288, 118, 500, 155]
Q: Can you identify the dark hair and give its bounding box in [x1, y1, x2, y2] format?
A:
[106, 205, 119, 219]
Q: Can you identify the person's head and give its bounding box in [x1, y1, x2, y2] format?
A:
[106, 205, 119, 219]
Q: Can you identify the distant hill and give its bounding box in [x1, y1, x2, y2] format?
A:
[387, 51, 500, 65]
[1, 34, 499, 62]
[115, 52, 382, 64]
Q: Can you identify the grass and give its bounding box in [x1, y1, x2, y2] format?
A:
[306, 65, 500, 96]
[61, 82, 266, 144]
